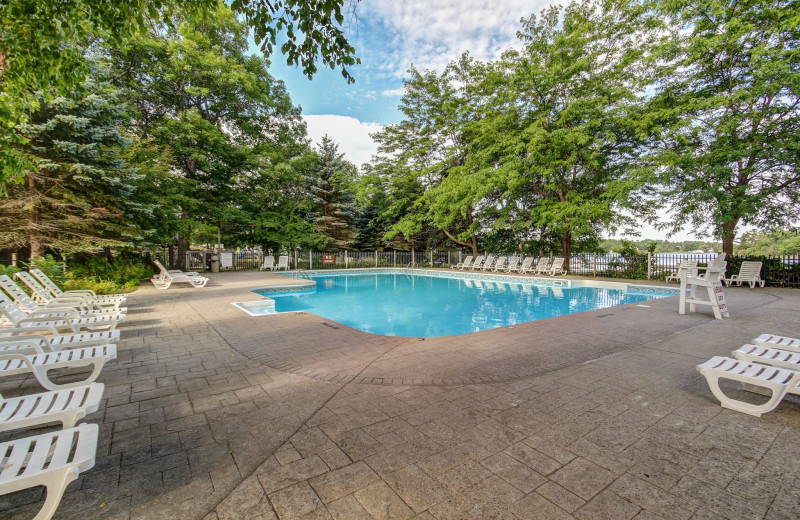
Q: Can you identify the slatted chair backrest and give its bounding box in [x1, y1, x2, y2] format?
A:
[29, 268, 65, 298]
[550, 258, 565, 273]
[471, 255, 485, 269]
[153, 260, 171, 276]
[494, 257, 508, 270]
[520, 257, 535, 271]
[506, 256, 521, 270]
[738, 261, 763, 278]
[277, 255, 289, 269]
[460, 256, 475, 269]
[535, 257, 551, 272]
[0, 275, 42, 312]
[14, 271, 55, 304]
[0, 292, 30, 326]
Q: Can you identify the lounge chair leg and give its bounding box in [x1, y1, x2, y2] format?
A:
[33, 468, 79, 520]
[703, 373, 786, 417]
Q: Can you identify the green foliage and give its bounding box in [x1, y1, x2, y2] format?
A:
[736, 229, 800, 256]
[649, 0, 800, 254]
[22, 254, 147, 294]
[0, 0, 360, 186]
[306, 137, 357, 250]
[0, 62, 154, 256]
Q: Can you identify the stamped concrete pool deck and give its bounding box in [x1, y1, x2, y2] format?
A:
[1, 270, 799, 520]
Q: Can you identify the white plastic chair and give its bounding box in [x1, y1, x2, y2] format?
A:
[697, 356, 800, 416]
[665, 260, 698, 283]
[260, 255, 275, 271]
[534, 257, 551, 275]
[0, 383, 104, 433]
[1, 293, 123, 333]
[151, 261, 209, 289]
[0, 423, 98, 520]
[546, 258, 567, 276]
[0, 344, 116, 391]
[27, 269, 126, 308]
[276, 255, 290, 271]
[723, 261, 764, 288]
[2, 275, 126, 318]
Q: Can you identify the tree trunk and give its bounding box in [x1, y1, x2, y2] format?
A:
[721, 219, 738, 256]
[26, 172, 42, 258]
[561, 229, 571, 273]
[176, 235, 190, 270]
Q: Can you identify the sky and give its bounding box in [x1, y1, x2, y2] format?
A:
[262, 0, 704, 242]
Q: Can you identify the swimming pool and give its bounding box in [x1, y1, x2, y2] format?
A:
[252, 272, 675, 337]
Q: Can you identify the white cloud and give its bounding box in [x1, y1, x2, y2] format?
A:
[356, 0, 560, 77]
[303, 114, 383, 167]
[380, 88, 405, 97]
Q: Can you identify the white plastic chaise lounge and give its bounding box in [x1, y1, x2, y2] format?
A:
[452, 255, 475, 270]
[15, 272, 123, 311]
[533, 258, 551, 275]
[696, 356, 800, 416]
[517, 257, 536, 274]
[1, 294, 123, 333]
[275, 255, 290, 271]
[665, 260, 698, 284]
[260, 255, 275, 271]
[0, 344, 116, 391]
[493, 257, 508, 271]
[1, 276, 127, 318]
[753, 333, 800, 353]
[546, 258, 567, 276]
[0, 423, 98, 520]
[1, 382, 104, 433]
[505, 256, 522, 273]
[151, 261, 209, 290]
[480, 254, 497, 271]
[0, 327, 119, 356]
[29, 268, 126, 306]
[723, 261, 765, 288]
[469, 255, 485, 270]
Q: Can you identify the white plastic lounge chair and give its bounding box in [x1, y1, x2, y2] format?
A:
[504, 256, 521, 273]
[2, 276, 126, 318]
[480, 255, 497, 271]
[151, 261, 209, 290]
[493, 257, 508, 271]
[276, 255, 290, 271]
[0, 423, 98, 520]
[453, 255, 475, 270]
[733, 343, 800, 371]
[260, 255, 275, 271]
[0, 328, 118, 356]
[28, 269, 128, 303]
[665, 260, 698, 283]
[534, 258, 551, 275]
[1, 294, 123, 333]
[697, 356, 800, 416]
[753, 333, 800, 353]
[723, 261, 764, 288]
[0, 345, 116, 391]
[0, 383, 104, 433]
[14, 272, 119, 311]
[469, 255, 485, 270]
[546, 258, 567, 276]
[516, 257, 535, 274]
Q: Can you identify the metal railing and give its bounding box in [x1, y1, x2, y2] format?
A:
[155, 249, 799, 288]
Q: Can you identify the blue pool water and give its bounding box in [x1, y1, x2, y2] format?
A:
[254, 273, 675, 338]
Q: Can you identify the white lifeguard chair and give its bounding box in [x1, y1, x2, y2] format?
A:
[679, 253, 730, 319]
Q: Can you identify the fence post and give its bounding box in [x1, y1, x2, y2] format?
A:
[309, 250, 313, 270]
[375, 250, 378, 268]
[647, 252, 652, 280]
[345, 250, 348, 268]
[593, 254, 597, 277]
[393, 250, 396, 267]
[429, 250, 433, 267]
[10, 253, 16, 267]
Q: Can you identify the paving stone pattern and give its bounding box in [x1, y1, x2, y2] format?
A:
[1, 271, 799, 520]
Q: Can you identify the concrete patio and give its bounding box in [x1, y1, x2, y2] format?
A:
[1, 270, 799, 520]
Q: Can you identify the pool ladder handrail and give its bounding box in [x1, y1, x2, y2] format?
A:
[292, 269, 311, 280]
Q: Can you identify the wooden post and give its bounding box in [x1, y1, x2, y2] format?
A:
[309, 250, 313, 270]
[647, 252, 652, 280]
[10, 253, 17, 267]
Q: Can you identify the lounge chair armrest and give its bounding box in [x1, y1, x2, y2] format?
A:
[0, 325, 61, 337]
[29, 308, 80, 320]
